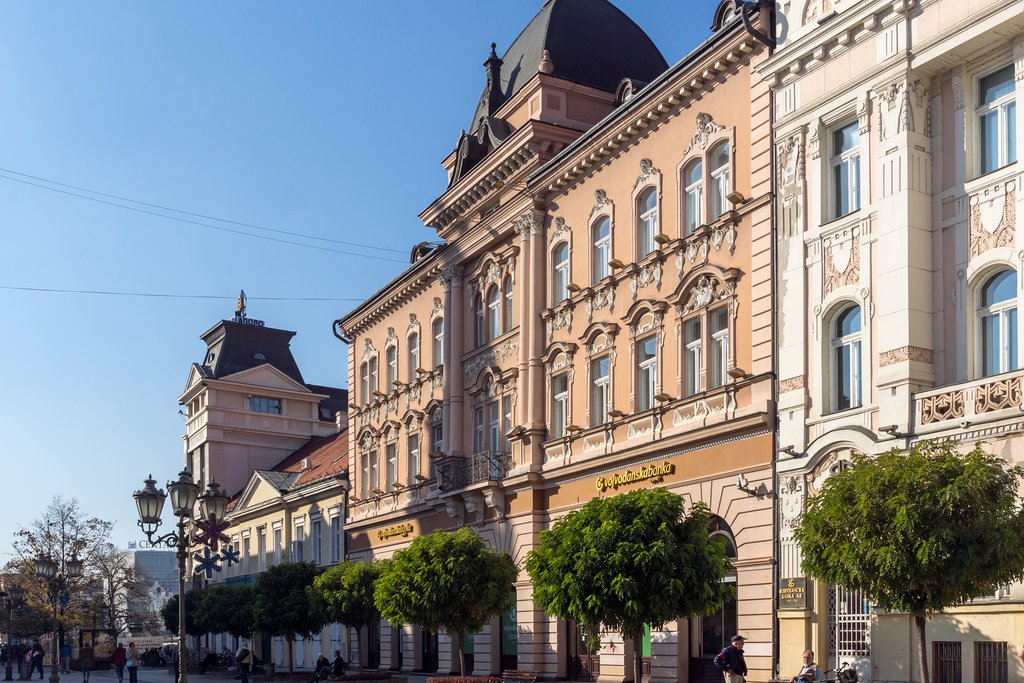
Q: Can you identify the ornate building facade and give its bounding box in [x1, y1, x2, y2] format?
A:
[335, 2, 776, 681]
[762, 0, 1024, 681]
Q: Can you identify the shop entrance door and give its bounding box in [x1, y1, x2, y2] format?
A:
[567, 622, 599, 681]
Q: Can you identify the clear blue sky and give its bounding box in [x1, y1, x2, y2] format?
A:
[0, 1, 720, 555]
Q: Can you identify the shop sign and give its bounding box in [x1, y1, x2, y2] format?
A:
[377, 523, 414, 541]
[778, 577, 807, 610]
[596, 461, 675, 492]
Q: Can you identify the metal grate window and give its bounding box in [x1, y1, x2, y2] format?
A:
[827, 585, 870, 661]
[933, 642, 962, 683]
[974, 642, 1007, 683]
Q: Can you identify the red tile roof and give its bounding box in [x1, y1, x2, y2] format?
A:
[273, 428, 348, 489]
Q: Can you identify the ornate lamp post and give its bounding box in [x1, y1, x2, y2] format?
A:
[2, 585, 25, 681]
[32, 554, 82, 683]
[133, 471, 233, 683]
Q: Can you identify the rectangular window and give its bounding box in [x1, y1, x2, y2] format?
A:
[242, 536, 251, 573]
[273, 527, 282, 565]
[501, 395, 513, 451]
[368, 357, 378, 397]
[385, 443, 396, 490]
[933, 642, 962, 683]
[257, 527, 267, 571]
[487, 401, 500, 451]
[369, 450, 379, 493]
[684, 319, 702, 396]
[360, 451, 369, 499]
[432, 319, 445, 368]
[710, 308, 729, 389]
[311, 520, 322, 565]
[330, 516, 341, 564]
[974, 641, 1007, 683]
[591, 356, 610, 426]
[636, 337, 657, 411]
[290, 524, 304, 563]
[551, 373, 569, 438]
[407, 434, 420, 482]
[830, 121, 861, 219]
[473, 407, 485, 453]
[248, 396, 282, 414]
[977, 65, 1017, 175]
[592, 219, 611, 282]
[408, 335, 420, 380]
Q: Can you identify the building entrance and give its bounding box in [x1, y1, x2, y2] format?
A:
[567, 622, 599, 681]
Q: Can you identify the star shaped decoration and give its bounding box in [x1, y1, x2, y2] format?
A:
[220, 545, 240, 567]
[193, 546, 222, 579]
[192, 513, 232, 549]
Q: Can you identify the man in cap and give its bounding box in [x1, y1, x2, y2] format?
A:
[713, 635, 749, 683]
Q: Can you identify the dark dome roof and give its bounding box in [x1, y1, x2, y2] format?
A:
[469, 0, 668, 132]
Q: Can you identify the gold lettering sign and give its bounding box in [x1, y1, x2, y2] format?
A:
[778, 577, 807, 610]
[376, 523, 414, 541]
[596, 462, 675, 492]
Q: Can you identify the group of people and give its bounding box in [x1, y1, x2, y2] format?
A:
[714, 635, 825, 683]
[110, 642, 141, 683]
[309, 650, 347, 683]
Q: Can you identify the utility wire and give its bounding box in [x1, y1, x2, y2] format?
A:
[0, 166, 409, 255]
[0, 171, 410, 264]
[0, 285, 365, 302]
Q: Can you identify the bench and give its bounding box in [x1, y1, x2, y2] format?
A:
[502, 670, 539, 683]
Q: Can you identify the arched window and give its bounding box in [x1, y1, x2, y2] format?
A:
[474, 293, 485, 347]
[831, 305, 862, 411]
[709, 142, 730, 221]
[552, 242, 570, 304]
[487, 286, 501, 340]
[637, 187, 658, 258]
[368, 356, 378, 397]
[407, 333, 420, 380]
[592, 217, 611, 282]
[702, 516, 738, 662]
[979, 269, 1018, 377]
[360, 361, 370, 403]
[385, 345, 398, 388]
[503, 276, 514, 332]
[683, 160, 703, 234]
[432, 317, 444, 367]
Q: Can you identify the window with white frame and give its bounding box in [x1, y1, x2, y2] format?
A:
[368, 357, 377, 398]
[487, 401, 500, 451]
[709, 142, 731, 221]
[369, 449, 379, 493]
[360, 358, 376, 402]
[551, 373, 569, 438]
[257, 527, 267, 571]
[977, 65, 1017, 176]
[487, 287, 501, 340]
[636, 336, 657, 411]
[407, 434, 420, 482]
[501, 395, 513, 451]
[552, 242, 570, 304]
[272, 527, 282, 565]
[474, 293, 485, 347]
[684, 319, 702, 397]
[290, 523, 305, 562]
[710, 308, 730, 389]
[385, 442, 397, 490]
[592, 217, 611, 282]
[473, 406, 485, 453]
[978, 269, 1018, 377]
[829, 121, 861, 219]
[386, 346, 397, 388]
[407, 333, 420, 380]
[683, 160, 703, 234]
[832, 305, 863, 411]
[503, 276, 514, 331]
[311, 519, 322, 565]
[330, 516, 341, 564]
[429, 411, 442, 478]
[359, 450, 369, 499]
[591, 356, 610, 426]
[242, 536, 251, 573]
[432, 317, 444, 367]
[637, 187, 658, 258]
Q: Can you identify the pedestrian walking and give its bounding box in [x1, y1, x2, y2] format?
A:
[112, 643, 127, 683]
[126, 643, 140, 683]
[60, 644, 71, 673]
[79, 643, 94, 683]
[713, 635, 748, 683]
[234, 643, 251, 683]
[29, 640, 44, 680]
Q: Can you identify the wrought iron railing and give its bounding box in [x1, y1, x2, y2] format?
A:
[438, 451, 512, 493]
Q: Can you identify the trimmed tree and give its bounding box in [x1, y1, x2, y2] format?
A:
[525, 488, 734, 683]
[374, 528, 518, 676]
[196, 585, 256, 644]
[254, 562, 325, 672]
[161, 591, 205, 637]
[794, 441, 1024, 683]
[310, 561, 382, 668]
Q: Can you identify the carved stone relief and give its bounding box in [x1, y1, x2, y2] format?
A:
[462, 340, 519, 379]
[439, 266, 462, 292]
[823, 227, 861, 296]
[684, 113, 726, 155]
[680, 275, 735, 315]
[779, 375, 806, 393]
[630, 261, 663, 301]
[802, 0, 833, 26]
[361, 338, 377, 362]
[550, 217, 569, 243]
[591, 189, 613, 218]
[969, 182, 1016, 260]
[879, 345, 933, 367]
[634, 158, 661, 190]
[585, 286, 616, 322]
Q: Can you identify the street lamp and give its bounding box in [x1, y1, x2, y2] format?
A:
[2, 585, 25, 681]
[133, 471, 233, 683]
[32, 555, 82, 683]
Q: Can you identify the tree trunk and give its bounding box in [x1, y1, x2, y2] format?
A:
[287, 636, 294, 673]
[631, 630, 643, 683]
[457, 632, 466, 677]
[915, 614, 930, 683]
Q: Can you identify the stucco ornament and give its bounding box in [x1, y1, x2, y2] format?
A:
[550, 217, 569, 243]
[634, 158, 661, 190]
[361, 338, 377, 362]
[969, 182, 1016, 260]
[680, 275, 733, 315]
[590, 189, 613, 218]
[684, 113, 725, 155]
[823, 227, 861, 296]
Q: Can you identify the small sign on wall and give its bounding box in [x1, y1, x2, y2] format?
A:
[778, 577, 807, 610]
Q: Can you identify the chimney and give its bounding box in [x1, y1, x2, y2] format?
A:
[484, 42, 504, 116]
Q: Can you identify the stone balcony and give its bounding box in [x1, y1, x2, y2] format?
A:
[914, 369, 1024, 436]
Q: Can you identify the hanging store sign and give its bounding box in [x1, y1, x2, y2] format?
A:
[778, 577, 807, 610]
[596, 461, 675, 492]
[377, 523, 414, 541]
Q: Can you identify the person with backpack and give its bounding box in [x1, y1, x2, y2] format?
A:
[713, 635, 748, 683]
[234, 643, 251, 683]
[79, 643, 94, 683]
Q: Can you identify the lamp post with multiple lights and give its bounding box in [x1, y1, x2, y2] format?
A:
[133, 470, 231, 683]
[31, 555, 82, 683]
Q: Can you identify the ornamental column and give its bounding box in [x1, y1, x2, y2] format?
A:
[441, 266, 465, 456]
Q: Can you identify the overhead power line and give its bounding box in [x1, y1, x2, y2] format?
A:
[0, 170, 411, 264]
[0, 285, 365, 302]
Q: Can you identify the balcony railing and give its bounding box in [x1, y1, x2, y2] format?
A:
[438, 451, 512, 493]
[915, 369, 1023, 429]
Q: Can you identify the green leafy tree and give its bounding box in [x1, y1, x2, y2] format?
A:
[310, 561, 381, 667]
[794, 441, 1024, 683]
[525, 488, 733, 683]
[375, 528, 518, 676]
[161, 591, 204, 637]
[196, 585, 256, 643]
[254, 562, 324, 672]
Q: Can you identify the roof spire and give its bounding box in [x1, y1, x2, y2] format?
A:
[484, 42, 504, 116]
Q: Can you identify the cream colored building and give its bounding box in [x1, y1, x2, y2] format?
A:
[761, 1, 1024, 681]
[335, 1, 776, 681]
